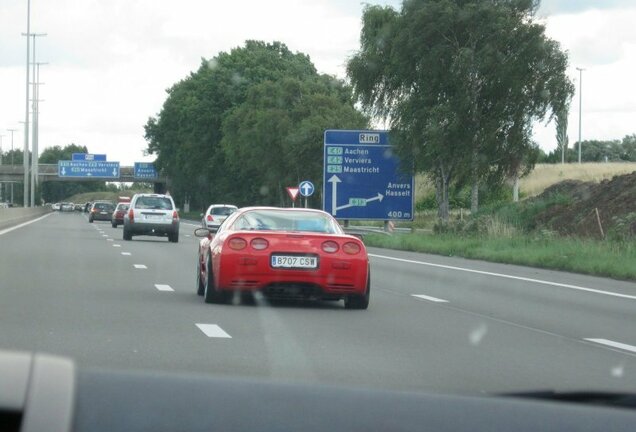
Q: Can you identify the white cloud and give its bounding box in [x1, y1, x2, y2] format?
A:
[533, 6, 636, 152]
[2, 0, 635, 163]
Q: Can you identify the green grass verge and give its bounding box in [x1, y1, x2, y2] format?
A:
[364, 233, 636, 281]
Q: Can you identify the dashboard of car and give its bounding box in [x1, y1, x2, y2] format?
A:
[2, 350, 636, 432]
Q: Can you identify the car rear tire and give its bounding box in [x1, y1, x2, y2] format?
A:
[123, 227, 132, 241]
[169, 231, 179, 243]
[344, 271, 370, 310]
[111, 221, 117, 228]
[196, 259, 204, 296]
[204, 256, 230, 304]
[88, 217, 93, 223]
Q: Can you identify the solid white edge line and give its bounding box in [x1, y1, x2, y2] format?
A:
[0, 212, 54, 236]
[195, 324, 232, 338]
[584, 338, 636, 354]
[155, 284, 174, 292]
[369, 253, 636, 301]
[134, 264, 147, 269]
[412, 294, 449, 303]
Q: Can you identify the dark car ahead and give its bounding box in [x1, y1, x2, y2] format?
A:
[88, 201, 115, 223]
[111, 203, 129, 228]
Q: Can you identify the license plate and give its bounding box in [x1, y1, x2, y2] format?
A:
[145, 214, 162, 220]
[100, 212, 107, 215]
[271, 255, 317, 269]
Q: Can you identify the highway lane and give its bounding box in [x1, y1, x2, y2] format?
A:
[1, 211, 636, 395]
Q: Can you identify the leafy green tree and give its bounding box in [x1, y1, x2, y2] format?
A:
[145, 40, 367, 209]
[347, 0, 573, 220]
[221, 76, 367, 205]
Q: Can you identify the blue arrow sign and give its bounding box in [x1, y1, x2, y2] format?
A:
[58, 160, 120, 178]
[72, 153, 107, 161]
[322, 130, 414, 220]
[134, 162, 158, 179]
[298, 180, 315, 197]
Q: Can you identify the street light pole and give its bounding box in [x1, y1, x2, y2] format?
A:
[7, 128, 18, 205]
[23, 0, 31, 207]
[576, 67, 585, 164]
[0, 134, 4, 202]
[30, 33, 46, 207]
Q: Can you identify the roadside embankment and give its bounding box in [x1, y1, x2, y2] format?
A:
[0, 207, 53, 231]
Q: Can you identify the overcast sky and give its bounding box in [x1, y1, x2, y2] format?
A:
[1, 0, 635, 165]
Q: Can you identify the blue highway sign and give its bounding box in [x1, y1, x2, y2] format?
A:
[322, 130, 413, 220]
[58, 160, 120, 178]
[134, 162, 158, 179]
[299, 180, 315, 197]
[72, 153, 107, 161]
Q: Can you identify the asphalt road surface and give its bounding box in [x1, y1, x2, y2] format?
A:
[1, 211, 636, 396]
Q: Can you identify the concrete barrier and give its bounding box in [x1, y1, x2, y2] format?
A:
[0, 207, 53, 231]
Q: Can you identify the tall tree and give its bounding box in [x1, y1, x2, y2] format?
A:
[347, 0, 574, 220]
[145, 40, 366, 208]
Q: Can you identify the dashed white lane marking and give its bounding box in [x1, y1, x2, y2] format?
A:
[113, 244, 121, 248]
[584, 338, 636, 354]
[185, 234, 191, 237]
[107, 238, 114, 242]
[0, 212, 54, 236]
[369, 254, 636, 301]
[412, 294, 449, 303]
[155, 284, 174, 292]
[195, 324, 232, 338]
[102, 234, 108, 237]
[134, 264, 147, 269]
[121, 252, 131, 256]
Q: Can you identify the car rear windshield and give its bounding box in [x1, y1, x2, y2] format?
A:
[116, 204, 129, 211]
[94, 203, 114, 210]
[233, 210, 341, 234]
[211, 206, 237, 216]
[135, 196, 173, 210]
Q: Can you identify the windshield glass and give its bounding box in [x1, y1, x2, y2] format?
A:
[135, 197, 173, 210]
[233, 210, 341, 233]
[2, 0, 636, 412]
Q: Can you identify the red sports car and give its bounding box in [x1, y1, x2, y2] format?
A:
[195, 207, 370, 309]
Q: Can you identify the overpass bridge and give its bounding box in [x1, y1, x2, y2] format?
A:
[0, 164, 168, 184]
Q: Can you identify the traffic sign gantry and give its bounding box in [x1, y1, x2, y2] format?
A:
[58, 160, 120, 178]
[134, 162, 157, 179]
[322, 130, 414, 220]
[299, 180, 315, 197]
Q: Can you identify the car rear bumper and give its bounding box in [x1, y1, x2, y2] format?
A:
[126, 221, 179, 235]
[216, 256, 368, 298]
[91, 214, 112, 221]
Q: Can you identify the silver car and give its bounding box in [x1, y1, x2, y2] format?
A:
[201, 204, 238, 231]
[123, 194, 180, 242]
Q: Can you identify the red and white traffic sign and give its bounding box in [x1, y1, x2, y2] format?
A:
[286, 187, 300, 202]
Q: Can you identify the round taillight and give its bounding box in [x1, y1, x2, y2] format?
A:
[321, 241, 339, 253]
[207, 214, 213, 221]
[228, 237, 247, 250]
[173, 210, 179, 220]
[250, 238, 269, 250]
[342, 242, 361, 255]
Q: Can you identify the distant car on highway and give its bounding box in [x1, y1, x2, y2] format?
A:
[52, 203, 62, 211]
[201, 204, 238, 232]
[194, 207, 370, 309]
[111, 203, 129, 228]
[123, 193, 179, 242]
[60, 202, 75, 212]
[88, 201, 115, 223]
